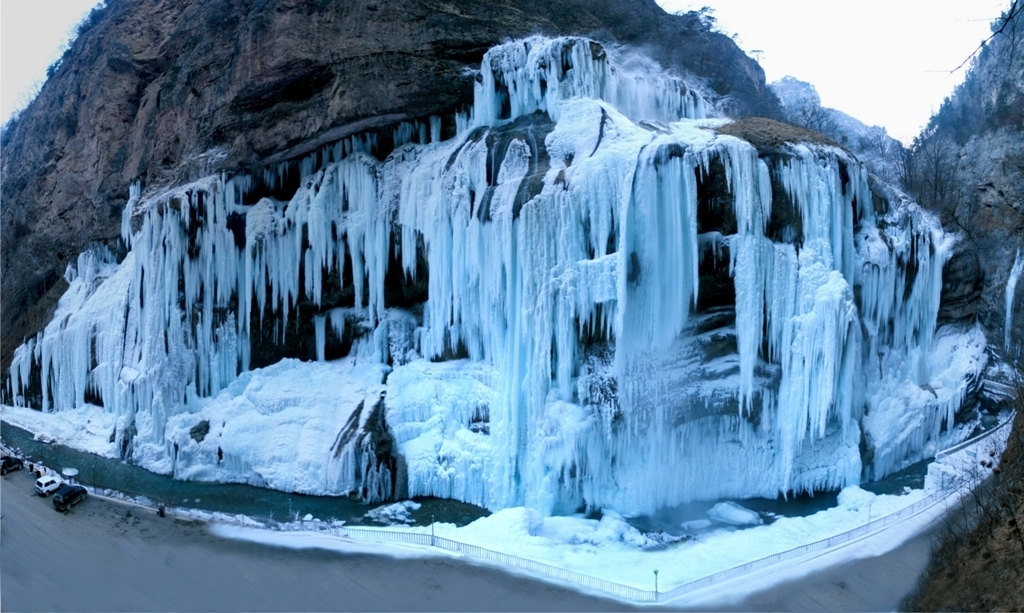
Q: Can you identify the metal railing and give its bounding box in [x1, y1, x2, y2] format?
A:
[334, 525, 657, 602]
[935, 417, 1013, 461]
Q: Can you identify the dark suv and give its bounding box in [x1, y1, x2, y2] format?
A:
[52, 484, 87, 512]
[0, 456, 24, 475]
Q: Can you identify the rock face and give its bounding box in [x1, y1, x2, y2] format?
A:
[0, 0, 780, 369]
[903, 9, 1024, 356]
[949, 130, 1024, 352]
[937, 237, 984, 326]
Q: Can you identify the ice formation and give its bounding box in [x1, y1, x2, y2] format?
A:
[4, 36, 987, 516]
[1007, 248, 1024, 354]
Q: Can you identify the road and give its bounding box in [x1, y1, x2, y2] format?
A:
[0, 470, 628, 612]
[1, 466, 935, 612]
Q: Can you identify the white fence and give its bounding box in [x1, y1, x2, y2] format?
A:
[329, 416, 1016, 604]
[935, 417, 1013, 461]
[330, 526, 657, 602]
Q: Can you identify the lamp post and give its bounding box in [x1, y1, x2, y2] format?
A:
[431, 514, 435, 546]
[654, 569, 659, 599]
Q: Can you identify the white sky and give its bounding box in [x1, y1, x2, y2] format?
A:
[0, 1, 1012, 144]
[1, 1, 99, 125]
[656, 0, 1012, 143]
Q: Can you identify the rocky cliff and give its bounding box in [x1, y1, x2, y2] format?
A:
[0, 0, 780, 369]
[902, 3, 1024, 357]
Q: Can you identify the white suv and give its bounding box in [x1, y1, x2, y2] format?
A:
[35, 474, 62, 496]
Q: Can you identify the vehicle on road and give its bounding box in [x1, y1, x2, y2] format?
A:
[34, 474, 62, 496]
[52, 484, 87, 512]
[0, 456, 24, 475]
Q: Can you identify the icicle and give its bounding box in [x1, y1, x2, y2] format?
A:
[472, 36, 707, 130]
[314, 315, 327, 362]
[6, 35, 979, 515]
[1006, 248, 1024, 352]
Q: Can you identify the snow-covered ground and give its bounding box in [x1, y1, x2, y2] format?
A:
[1, 403, 117, 457]
[349, 486, 928, 593]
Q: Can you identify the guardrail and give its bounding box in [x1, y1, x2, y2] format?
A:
[322, 415, 1017, 603]
[336, 526, 657, 602]
[935, 417, 1013, 461]
[659, 490, 945, 601]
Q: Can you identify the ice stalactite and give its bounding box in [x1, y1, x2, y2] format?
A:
[4, 36, 982, 515]
[473, 36, 706, 130]
[1006, 248, 1024, 354]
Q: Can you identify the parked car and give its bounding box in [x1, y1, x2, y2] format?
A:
[52, 484, 87, 512]
[34, 474, 62, 496]
[0, 456, 24, 475]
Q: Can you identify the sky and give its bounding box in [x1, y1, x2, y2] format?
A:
[656, 0, 1012, 143]
[0, 1, 1013, 144]
[0, 0, 100, 126]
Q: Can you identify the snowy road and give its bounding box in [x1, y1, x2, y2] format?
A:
[0, 463, 936, 612]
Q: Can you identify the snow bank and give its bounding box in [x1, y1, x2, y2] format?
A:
[365, 500, 422, 525]
[707, 501, 762, 526]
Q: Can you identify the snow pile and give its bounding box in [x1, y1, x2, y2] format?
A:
[835, 485, 877, 512]
[680, 519, 713, 532]
[707, 501, 762, 526]
[365, 500, 422, 525]
[449, 507, 683, 552]
[160, 358, 391, 497]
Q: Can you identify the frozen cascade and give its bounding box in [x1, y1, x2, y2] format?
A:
[473, 36, 706, 129]
[4, 36, 984, 515]
[1007, 249, 1024, 354]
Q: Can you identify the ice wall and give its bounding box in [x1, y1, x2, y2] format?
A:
[1007, 248, 1024, 354]
[5, 37, 979, 515]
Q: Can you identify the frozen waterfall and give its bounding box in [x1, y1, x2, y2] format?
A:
[5, 36, 986, 516]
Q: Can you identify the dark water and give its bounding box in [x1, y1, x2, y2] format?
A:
[626, 489, 841, 536]
[1, 422, 488, 527]
[860, 457, 931, 496]
[2, 416, 930, 533]
[627, 461, 929, 536]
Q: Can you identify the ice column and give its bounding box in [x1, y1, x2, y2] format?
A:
[1007, 248, 1024, 353]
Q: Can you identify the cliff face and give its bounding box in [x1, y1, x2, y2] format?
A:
[902, 5, 1024, 610]
[0, 0, 779, 369]
[902, 5, 1024, 356]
